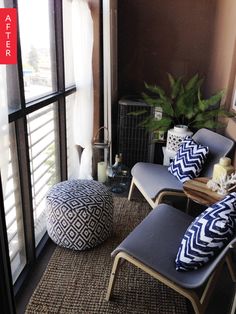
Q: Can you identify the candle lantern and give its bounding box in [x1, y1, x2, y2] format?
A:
[92, 126, 110, 182]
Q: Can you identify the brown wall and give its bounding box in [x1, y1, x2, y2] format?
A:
[118, 0, 216, 97]
[206, 0, 236, 102]
[117, 0, 236, 165]
[205, 0, 236, 166]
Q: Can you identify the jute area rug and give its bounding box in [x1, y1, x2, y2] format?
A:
[26, 197, 188, 314]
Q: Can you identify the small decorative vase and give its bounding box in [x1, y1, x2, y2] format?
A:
[166, 125, 193, 152]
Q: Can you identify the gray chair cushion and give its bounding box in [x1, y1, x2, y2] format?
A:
[193, 128, 234, 177]
[131, 128, 234, 201]
[131, 162, 183, 199]
[112, 204, 235, 289]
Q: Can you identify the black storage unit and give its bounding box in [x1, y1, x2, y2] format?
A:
[118, 98, 155, 168]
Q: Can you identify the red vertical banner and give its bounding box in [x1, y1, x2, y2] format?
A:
[0, 8, 17, 64]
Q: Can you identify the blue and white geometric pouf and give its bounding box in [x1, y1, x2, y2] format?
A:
[46, 179, 113, 250]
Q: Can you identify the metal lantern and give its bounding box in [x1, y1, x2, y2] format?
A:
[166, 125, 193, 152]
[92, 126, 110, 182]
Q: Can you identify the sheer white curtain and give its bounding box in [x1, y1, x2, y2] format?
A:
[72, 0, 94, 179]
[0, 64, 9, 197]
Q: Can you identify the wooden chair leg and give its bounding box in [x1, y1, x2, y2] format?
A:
[108, 251, 204, 313]
[128, 177, 135, 201]
[105, 254, 122, 301]
[189, 298, 203, 314]
[230, 285, 236, 314]
[155, 191, 186, 206]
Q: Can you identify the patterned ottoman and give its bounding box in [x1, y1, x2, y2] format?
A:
[46, 179, 113, 250]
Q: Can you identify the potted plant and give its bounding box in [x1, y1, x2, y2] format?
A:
[131, 73, 235, 141]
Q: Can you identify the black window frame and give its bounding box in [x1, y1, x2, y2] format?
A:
[0, 0, 76, 311]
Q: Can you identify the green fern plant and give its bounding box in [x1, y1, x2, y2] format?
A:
[131, 73, 234, 133]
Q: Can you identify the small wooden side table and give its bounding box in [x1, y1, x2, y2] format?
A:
[183, 177, 223, 210]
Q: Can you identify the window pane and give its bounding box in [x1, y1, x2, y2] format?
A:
[0, 0, 21, 113]
[4, 123, 26, 283]
[63, 0, 75, 87]
[18, 0, 57, 102]
[66, 93, 79, 178]
[27, 104, 60, 246]
[6, 65, 21, 113]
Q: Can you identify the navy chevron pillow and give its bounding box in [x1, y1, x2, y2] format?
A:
[175, 192, 236, 271]
[168, 136, 209, 183]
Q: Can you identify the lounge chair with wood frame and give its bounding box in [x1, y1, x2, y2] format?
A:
[128, 128, 234, 208]
[106, 204, 236, 314]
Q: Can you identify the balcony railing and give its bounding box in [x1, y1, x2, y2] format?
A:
[27, 104, 60, 247]
[4, 125, 26, 283]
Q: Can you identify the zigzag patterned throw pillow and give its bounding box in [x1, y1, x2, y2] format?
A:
[168, 136, 209, 183]
[175, 192, 236, 271]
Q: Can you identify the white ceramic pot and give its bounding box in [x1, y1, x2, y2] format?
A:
[166, 125, 193, 152]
